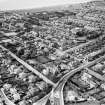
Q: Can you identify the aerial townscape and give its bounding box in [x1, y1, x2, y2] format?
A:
[0, 0, 105, 105]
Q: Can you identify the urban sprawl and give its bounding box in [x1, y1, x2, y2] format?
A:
[0, 0, 105, 105]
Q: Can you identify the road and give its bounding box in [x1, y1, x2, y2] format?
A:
[0, 45, 56, 87]
[0, 88, 15, 105]
[51, 53, 105, 105]
[0, 36, 105, 105]
[32, 47, 105, 105]
[86, 68, 105, 81]
[63, 35, 105, 54]
[33, 92, 52, 105]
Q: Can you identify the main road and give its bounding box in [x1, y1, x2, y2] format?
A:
[0, 35, 105, 105]
[0, 45, 56, 87]
[51, 52, 105, 105]
[33, 47, 105, 105]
